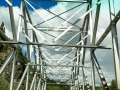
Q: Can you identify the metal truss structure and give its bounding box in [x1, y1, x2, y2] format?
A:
[0, 0, 120, 90]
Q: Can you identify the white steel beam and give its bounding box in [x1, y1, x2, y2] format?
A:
[16, 65, 29, 90]
[26, 0, 53, 27]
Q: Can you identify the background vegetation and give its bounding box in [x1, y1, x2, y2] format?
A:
[0, 30, 117, 90]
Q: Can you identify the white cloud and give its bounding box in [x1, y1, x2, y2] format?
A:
[0, 0, 120, 86]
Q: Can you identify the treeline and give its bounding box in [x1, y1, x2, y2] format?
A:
[46, 79, 116, 90]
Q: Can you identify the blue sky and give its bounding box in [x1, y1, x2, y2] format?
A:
[0, 0, 57, 58]
[0, 0, 57, 9]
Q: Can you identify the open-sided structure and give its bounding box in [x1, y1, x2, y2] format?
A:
[0, 0, 120, 90]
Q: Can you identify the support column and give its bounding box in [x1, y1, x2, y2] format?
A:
[89, 0, 95, 89]
[37, 79, 41, 90]
[92, 51, 109, 90]
[82, 67, 85, 90]
[34, 75, 37, 90]
[76, 48, 80, 90]
[8, 0, 17, 90]
[41, 82, 45, 90]
[26, 68, 29, 90]
[90, 52, 95, 90]
[44, 81, 46, 90]
[111, 22, 120, 90]
[83, 68, 90, 90]
[22, 1, 31, 90]
[16, 65, 29, 90]
[30, 73, 37, 90]
[10, 51, 18, 90]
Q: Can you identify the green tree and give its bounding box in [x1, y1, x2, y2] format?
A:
[109, 79, 116, 90]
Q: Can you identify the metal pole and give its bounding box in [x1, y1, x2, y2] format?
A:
[37, 79, 41, 90]
[10, 50, 18, 90]
[44, 81, 46, 90]
[82, 66, 85, 90]
[34, 76, 37, 90]
[83, 68, 90, 90]
[92, 51, 109, 90]
[41, 82, 45, 90]
[111, 21, 120, 90]
[22, 1, 31, 90]
[16, 65, 29, 90]
[30, 73, 37, 90]
[89, 0, 95, 89]
[92, 0, 101, 45]
[90, 52, 95, 90]
[0, 41, 112, 49]
[8, 0, 17, 41]
[8, 0, 18, 89]
[26, 67, 29, 90]
[108, 0, 120, 89]
[0, 50, 16, 75]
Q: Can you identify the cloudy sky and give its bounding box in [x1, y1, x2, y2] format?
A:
[0, 0, 120, 86]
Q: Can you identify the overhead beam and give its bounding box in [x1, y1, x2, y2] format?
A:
[26, 64, 90, 68]
[36, 73, 72, 75]
[47, 83, 70, 86]
[0, 41, 111, 49]
[35, 28, 84, 32]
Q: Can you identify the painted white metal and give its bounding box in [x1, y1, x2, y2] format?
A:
[26, 1, 53, 27]
[2, 0, 120, 89]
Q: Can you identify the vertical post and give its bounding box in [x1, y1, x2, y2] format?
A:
[8, 0, 17, 90]
[92, 51, 109, 90]
[0, 50, 16, 75]
[91, 0, 101, 89]
[108, 0, 120, 89]
[37, 79, 41, 90]
[34, 76, 37, 90]
[22, 0, 31, 90]
[26, 67, 29, 90]
[44, 81, 46, 90]
[76, 48, 80, 90]
[73, 64, 76, 90]
[10, 51, 18, 90]
[41, 82, 44, 90]
[8, 0, 17, 41]
[16, 65, 29, 90]
[71, 71, 74, 90]
[92, 0, 101, 45]
[89, 0, 95, 89]
[90, 52, 95, 90]
[80, 85, 82, 90]
[30, 73, 37, 90]
[111, 21, 120, 90]
[77, 79, 79, 90]
[83, 68, 90, 90]
[82, 67, 85, 90]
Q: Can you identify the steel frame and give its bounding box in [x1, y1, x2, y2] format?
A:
[0, 0, 120, 90]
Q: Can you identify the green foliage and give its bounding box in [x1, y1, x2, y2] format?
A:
[0, 76, 9, 90]
[47, 86, 70, 90]
[18, 46, 28, 64]
[109, 79, 116, 90]
[46, 78, 70, 90]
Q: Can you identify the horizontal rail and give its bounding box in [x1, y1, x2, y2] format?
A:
[0, 41, 111, 49]
[0, 30, 16, 48]
[26, 64, 90, 68]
